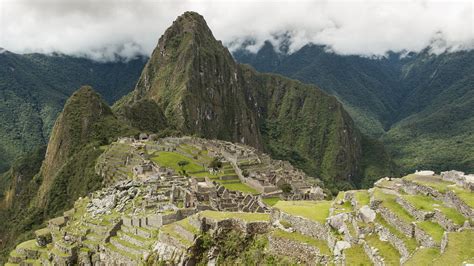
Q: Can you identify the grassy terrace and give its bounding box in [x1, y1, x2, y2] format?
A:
[16, 240, 43, 251]
[365, 233, 401, 265]
[175, 217, 199, 234]
[333, 201, 353, 215]
[435, 230, 474, 265]
[405, 230, 474, 265]
[160, 223, 194, 246]
[402, 194, 466, 225]
[374, 214, 418, 253]
[344, 244, 372, 266]
[151, 150, 258, 194]
[332, 192, 353, 214]
[354, 190, 370, 207]
[405, 248, 440, 266]
[404, 174, 474, 208]
[152, 151, 206, 173]
[373, 188, 413, 223]
[200, 210, 270, 222]
[273, 201, 332, 223]
[416, 221, 444, 243]
[373, 188, 445, 243]
[272, 229, 331, 255]
[105, 242, 140, 261]
[262, 197, 280, 206]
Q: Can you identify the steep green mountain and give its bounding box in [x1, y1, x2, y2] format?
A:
[115, 12, 384, 190]
[385, 51, 474, 173]
[234, 43, 402, 136]
[234, 43, 474, 174]
[0, 51, 145, 172]
[35, 86, 137, 211]
[0, 86, 137, 259]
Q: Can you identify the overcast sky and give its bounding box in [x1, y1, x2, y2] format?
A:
[0, 0, 473, 61]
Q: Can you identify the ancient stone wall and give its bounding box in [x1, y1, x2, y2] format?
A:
[377, 206, 414, 237]
[395, 197, 433, 221]
[271, 209, 329, 244]
[413, 225, 438, 248]
[362, 241, 384, 266]
[375, 223, 410, 262]
[268, 235, 329, 264]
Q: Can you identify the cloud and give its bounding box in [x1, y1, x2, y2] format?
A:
[0, 0, 472, 61]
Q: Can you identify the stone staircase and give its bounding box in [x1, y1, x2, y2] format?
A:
[101, 216, 160, 263]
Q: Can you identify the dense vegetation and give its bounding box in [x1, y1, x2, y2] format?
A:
[234, 43, 474, 175]
[0, 51, 145, 172]
[0, 86, 138, 263]
[116, 12, 388, 191]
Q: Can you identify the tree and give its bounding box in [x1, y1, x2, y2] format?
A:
[279, 183, 292, 194]
[209, 157, 223, 170]
[177, 160, 189, 173]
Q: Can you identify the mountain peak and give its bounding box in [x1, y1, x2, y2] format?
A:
[168, 11, 211, 36]
[157, 11, 222, 53]
[36, 85, 135, 207]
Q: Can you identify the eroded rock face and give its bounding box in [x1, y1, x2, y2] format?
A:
[359, 205, 376, 223]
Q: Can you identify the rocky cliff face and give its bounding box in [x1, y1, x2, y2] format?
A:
[116, 12, 362, 188]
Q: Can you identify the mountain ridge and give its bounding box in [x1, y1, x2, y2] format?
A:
[116, 11, 381, 190]
[234, 42, 474, 174]
[0, 52, 145, 173]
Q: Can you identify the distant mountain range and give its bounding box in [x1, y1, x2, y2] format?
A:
[234, 42, 474, 175]
[0, 52, 146, 172]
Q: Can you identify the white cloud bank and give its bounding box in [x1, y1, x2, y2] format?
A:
[0, 0, 472, 61]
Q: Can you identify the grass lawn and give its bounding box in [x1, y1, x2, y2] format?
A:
[175, 217, 199, 234]
[374, 214, 418, 252]
[272, 229, 331, 255]
[373, 188, 414, 223]
[17, 240, 42, 251]
[152, 151, 258, 194]
[404, 174, 474, 208]
[151, 151, 205, 173]
[434, 230, 474, 265]
[273, 201, 331, 223]
[407, 230, 474, 266]
[262, 197, 280, 206]
[200, 210, 270, 222]
[404, 247, 440, 266]
[365, 233, 401, 265]
[354, 190, 370, 207]
[450, 187, 474, 209]
[333, 200, 353, 215]
[160, 224, 193, 246]
[416, 221, 445, 244]
[344, 244, 372, 266]
[335, 191, 345, 201]
[403, 194, 466, 225]
[218, 180, 259, 194]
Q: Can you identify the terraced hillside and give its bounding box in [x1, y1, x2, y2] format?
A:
[6, 138, 473, 265]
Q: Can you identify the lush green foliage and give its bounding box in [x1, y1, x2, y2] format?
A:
[0, 86, 137, 263]
[234, 43, 474, 177]
[117, 12, 366, 191]
[0, 51, 145, 172]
